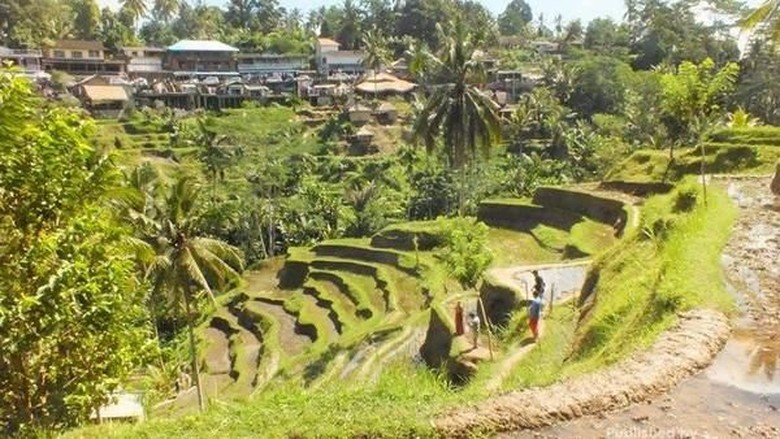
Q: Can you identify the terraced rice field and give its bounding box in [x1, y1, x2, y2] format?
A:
[164, 186, 634, 413]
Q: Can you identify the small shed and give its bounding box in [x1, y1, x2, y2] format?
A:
[91, 392, 145, 423]
[375, 102, 397, 125]
[347, 103, 372, 124]
[355, 72, 416, 96]
[79, 85, 130, 117]
[349, 126, 375, 155]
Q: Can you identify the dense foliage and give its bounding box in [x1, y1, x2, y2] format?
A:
[0, 73, 150, 435]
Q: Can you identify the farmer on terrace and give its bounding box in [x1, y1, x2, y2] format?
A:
[532, 270, 545, 299]
[454, 301, 465, 336]
[528, 291, 543, 341]
[467, 311, 480, 349]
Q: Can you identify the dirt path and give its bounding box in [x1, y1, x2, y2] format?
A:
[484, 334, 540, 392]
[504, 177, 780, 438]
[434, 310, 730, 438]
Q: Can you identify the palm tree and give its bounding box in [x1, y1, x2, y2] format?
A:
[742, 1, 780, 41]
[412, 17, 502, 215]
[193, 117, 242, 192]
[361, 29, 391, 100]
[404, 37, 430, 83]
[120, 0, 147, 26]
[145, 177, 244, 412]
[153, 0, 179, 22]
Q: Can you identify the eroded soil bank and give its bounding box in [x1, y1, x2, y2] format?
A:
[434, 310, 730, 437]
[507, 178, 780, 438]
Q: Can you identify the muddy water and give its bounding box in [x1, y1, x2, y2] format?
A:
[489, 261, 590, 304]
[506, 179, 780, 438]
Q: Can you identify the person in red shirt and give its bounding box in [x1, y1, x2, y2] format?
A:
[454, 301, 464, 336]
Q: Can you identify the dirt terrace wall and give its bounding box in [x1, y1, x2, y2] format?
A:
[479, 273, 529, 328]
[533, 187, 628, 229]
[277, 259, 309, 289]
[312, 244, 417, 275]
[370, 228, 444, 251]
[419, 306, 455, 369]
[478, 203, 584, 232]
[598, 180, 673, 197]
[434, 309, 730, 438]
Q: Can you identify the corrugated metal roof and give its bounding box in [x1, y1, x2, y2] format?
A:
[167, 40, 239, 52]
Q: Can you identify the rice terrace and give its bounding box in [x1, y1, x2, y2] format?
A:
[1, 0, 779, 438]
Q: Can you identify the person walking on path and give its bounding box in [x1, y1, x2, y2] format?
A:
[528, 291, 543, 341]
[532, 270, 545, 299]
[454, 301, 465, 336]
[467, 311, 480, 349]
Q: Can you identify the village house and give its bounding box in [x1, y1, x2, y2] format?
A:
[237, 53, 310, 76]
[315, 38, 364, 76]
[41, 40, 124, 76]
[121, 47, 165, 78]
[0, 46, 43, 77]
[164, 40, 239, 78]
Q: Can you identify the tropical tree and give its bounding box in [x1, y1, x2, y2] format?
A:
[498, 0, 533, 36]
[120, 0, 147, 26]
[192, 117, 242, 191]
[742, 0, 780, 41]
[0, 70, 149, 434]
[153, 0, 179, 22]
[143, 177, 244, 412]
[412, 17, 502, 214]
[659, 57, 740, 178]
[404, 38, 431, 82]
[247, 159, 288, 258]
[361, 28, 391, 99]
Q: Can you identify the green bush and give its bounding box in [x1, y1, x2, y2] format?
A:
[673, 185, 698, 212]
[438, 217, 493, 289]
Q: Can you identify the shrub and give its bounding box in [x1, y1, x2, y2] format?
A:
[438, 217, 493, 290]
[673, 185, 698, 212]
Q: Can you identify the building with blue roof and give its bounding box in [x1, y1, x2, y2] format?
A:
[165, 40, 239, 77]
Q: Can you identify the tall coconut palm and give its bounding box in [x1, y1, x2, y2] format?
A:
[145, 177, 244, 412]
[153, 0, 179, 22]
[120, 0, 147, 26]
[742, 1, 780, 41]
[193, 117, 242, 192]
[412, 17, 502, 215]
[361, 29, 391, 100]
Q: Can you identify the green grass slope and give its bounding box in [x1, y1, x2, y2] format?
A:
[608, 127, 780, 182]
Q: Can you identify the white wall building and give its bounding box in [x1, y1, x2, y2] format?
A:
[237, 53, 309, 75]
[121, 47, 165, 76]
[315, 38, 364, 75]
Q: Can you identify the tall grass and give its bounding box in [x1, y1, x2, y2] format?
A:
[563, 180, 736, 375]
[63, 363, 459, 439]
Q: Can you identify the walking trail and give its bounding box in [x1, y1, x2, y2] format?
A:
[483, 261, 591, 392]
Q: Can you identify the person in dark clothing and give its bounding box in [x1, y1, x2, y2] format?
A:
[532, 270, 545, 298]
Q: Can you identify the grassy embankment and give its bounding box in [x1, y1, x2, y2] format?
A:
[496, 179, 737, 390]
[608, 127, 780, 181]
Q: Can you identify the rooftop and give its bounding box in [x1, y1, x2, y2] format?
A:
[82, 85, 129, 103]
[121, 46, 165, 53]
[51, 40, 104, 51]
[167, 40, 239, 52]
[317, 38, 340, 47]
